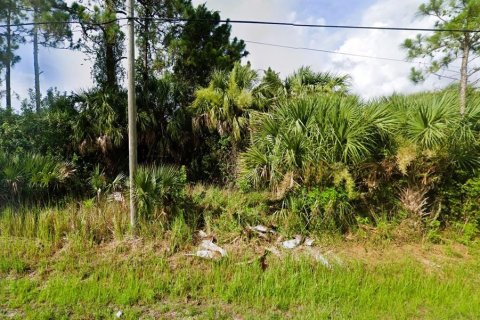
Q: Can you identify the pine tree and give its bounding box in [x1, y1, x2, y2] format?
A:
[0, 0, 25, 110]
[403, 0, 480, 115]
[21, 0, 72, 112]
[71, 0, 124, 91]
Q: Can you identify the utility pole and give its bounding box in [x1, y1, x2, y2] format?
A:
[127, 0, 137, 230]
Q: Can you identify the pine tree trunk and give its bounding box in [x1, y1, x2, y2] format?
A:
[459, 34, 470, 116]
[5, 7, 12, 111]
[105, 40, 116, 89]
[104, 0, 117, 90]
[143, 4, 150, 83]
[33, 9, 41, 112]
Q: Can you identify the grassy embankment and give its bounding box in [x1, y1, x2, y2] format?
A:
[1, 187, 479, 319]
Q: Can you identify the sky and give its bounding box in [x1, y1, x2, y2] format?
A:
[9, 0, 457, 109]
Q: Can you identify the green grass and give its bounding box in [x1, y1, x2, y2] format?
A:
[1, 192, 479, 319]
[1, 235, 480, 319]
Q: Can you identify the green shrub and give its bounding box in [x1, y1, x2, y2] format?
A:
[169, 214, 192, 253]
[0, 152, 75, 207]
[189, 185, 270, 236]
[279, 186, 354, 234]
[133, 165, 187, 219]
[440, 176, 480, 241]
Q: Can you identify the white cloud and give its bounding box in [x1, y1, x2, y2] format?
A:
[8, 0, 459, 109]
[196, 0, 456, 99]
[326, 0, 453, 98]
[192, 0, 321, 75]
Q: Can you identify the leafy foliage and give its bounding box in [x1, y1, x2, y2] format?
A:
[240, 94, 393, 192]
[1, 0, 479, 238]
[133, 165, 187, 219]
[402, 0, 480, 114]
[192, 62, 258, 143]
[285, 66, 350, 97]
[0, 152, 74, 206]
[166, 3, 248, 97]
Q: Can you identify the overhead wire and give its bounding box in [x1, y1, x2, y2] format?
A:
[138, 17, 480, 33]
[0, 18, 123, 29]
[244, 40, 462, 76]
[0, 16, 469, 82]
[0, 16, 479, 33]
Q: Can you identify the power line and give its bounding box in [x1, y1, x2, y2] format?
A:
[244, 40, 462, 77]
[1, 17, 480, 33]
[0, 18, 124, 29]
[0, 17, 463, 80]
[147, 17, 480, 33]
[0, 16, 465, 77]
[432, 73, 460, 81]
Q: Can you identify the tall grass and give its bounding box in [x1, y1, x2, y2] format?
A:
[0, 202, 131, 246]
[1, 234, 479, 319]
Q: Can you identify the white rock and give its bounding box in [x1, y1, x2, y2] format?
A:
[199, 240, 227, 257]
[314, 254, 331, 269]
[282, 235, 302, 249]
[198, 230, 208, 238]
[196, 250, 217, 259]
[112, 192, 124, 203]
[253, 225, 269, 233]
[304, 238, 315, 246]
[115, 311, 123, 318]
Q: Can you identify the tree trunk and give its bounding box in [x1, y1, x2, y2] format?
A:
[5, 7, 12, 111]
[459, 34, 470, 116]
[33, 8, 41, 112]
[105, 38, 117, 90]
[103, 0, 118, 90]
[143, 4, 150, 83]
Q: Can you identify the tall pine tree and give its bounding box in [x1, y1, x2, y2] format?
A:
[21, 0, 72, 112]
[0, 0, 25, 110]
[72, 0, 124, 91]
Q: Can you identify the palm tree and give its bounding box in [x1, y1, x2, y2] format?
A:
[136, 75, 191, 163]
[191, 62, 258, 143]
[72, 88, 126, 155]
[254, 67, 286, 110]
[389, 91, 480, 183]
[285, 66, 350, 97]
[240, 94, 395, 193]
[367, 90, 480, 217]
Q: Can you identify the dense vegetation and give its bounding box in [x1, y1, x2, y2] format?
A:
[1, 0, 480, 318]
[2, 70, 480, 240]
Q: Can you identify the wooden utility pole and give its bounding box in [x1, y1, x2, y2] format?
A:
[127, 0, 137, 229]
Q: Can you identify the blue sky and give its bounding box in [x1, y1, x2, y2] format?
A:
[8, 0, 455, 109]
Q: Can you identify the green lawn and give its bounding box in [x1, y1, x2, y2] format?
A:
[1, 236, 480, 319]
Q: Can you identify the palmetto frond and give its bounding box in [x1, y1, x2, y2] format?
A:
[240, 95, 388, 191]
[0, 153, 74, 203]
[286, 66, 350, 97]
[191, 62, 259, 142]
[133, 165, 186, 218]
[72, 88, 126, 153]
[254, 68, 286, 109]
[402, 94, 457, 149]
